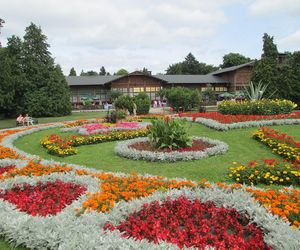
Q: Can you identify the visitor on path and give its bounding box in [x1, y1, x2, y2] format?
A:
[16, 114, 24, 125]
[133, 102, 137, 116]
[24, 114, 33, 126]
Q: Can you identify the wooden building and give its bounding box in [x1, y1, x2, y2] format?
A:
[66, 62, 254, 106]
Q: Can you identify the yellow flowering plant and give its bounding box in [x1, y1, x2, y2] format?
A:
[228, 159, 300, 186]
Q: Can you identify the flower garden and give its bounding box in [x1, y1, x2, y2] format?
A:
[0, 105, 300, 249]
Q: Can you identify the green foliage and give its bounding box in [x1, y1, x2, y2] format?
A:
[134, 92, 151, 115]
[69, 67, 77, 76]
[202, 84, 216, 102]
[243, 81, 274, 101]
[116, 68, 129, 75]
[0, 23, 71, 117]
[83, 100, 92, 107]
[114, 95, 133, 113]
[220, 53, 252, 68]
[106, 110, 127, 123]
[149, 118, 192, 150]
[99, 66, 106, 75]
[218, 99, 297, 115]
[109, 90, 123, 102]
[165, 87, 200, 111]
[166, 53, 218, 74]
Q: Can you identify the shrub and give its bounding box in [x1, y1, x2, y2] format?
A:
[114, 95, 133, 113]
[165, 87, 200, 111]
[148, 117, 192, 150]
[134, 92, 151, 115]
[106, 110, 127, 123]
[218, 99, 297, 115]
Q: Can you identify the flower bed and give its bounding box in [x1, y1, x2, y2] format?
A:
[228, 159, 300, 186]
[114, 137, 228, 162]
[218, 99, 297, 115]
[41, 128, 150, 157]
[62, 121, 150, 135]
[0, 180, 86, 216]
[0, 124, 299, 248]
[178, 112, 300, 130]
[253, 127, 300, 162]
[105, 196, 270, 249]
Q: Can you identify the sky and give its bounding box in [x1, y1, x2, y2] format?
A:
[1, 0, 300, 75]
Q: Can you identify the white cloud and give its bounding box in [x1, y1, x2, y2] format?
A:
[0, 0, 235, 74]
[279, 30, 300, 48]
[249, 0, 300, 16]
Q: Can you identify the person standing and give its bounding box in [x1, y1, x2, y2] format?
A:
[133, 102, 137, 116]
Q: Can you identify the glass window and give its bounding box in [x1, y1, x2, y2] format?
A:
[150, 87, 156, 92]
[146, 87, 151, 92]
[122, 88, 127, 93]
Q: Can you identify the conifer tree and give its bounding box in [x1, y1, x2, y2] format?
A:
[69, 67, 77, 76]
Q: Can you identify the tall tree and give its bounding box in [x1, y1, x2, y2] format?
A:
[22, 23, 71, 116]
[251, 33, 279, 97]
[220, 53, 252, 68]
[99, 66, 106, 75]
[0, 48, 15, 116]
[69, 67, 77, 76]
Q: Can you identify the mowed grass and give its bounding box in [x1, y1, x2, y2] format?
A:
[14, 123, 300, 183]
[0, 111, 106, 129]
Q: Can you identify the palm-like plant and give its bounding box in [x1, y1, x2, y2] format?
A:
[243, 81, 275, 101]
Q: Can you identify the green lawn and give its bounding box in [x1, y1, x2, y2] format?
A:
[0, 111, 106, 129]
[14, 123, 300, 183]
[2, 122, 299, 249]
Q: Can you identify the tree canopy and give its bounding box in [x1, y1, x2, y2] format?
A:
[116, 68, 129, 75]
[0, 23, 71, 117]
[69, 67, 77, 76]
[166, 53, 218, 75]
[220, 53, 252, 68]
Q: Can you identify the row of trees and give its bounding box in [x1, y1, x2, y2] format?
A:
[0, 23, 71, 117]
[69, 67, 151, 76]
[251, 33, 300, 105]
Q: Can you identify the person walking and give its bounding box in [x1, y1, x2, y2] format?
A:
[133, 102, 137, 116]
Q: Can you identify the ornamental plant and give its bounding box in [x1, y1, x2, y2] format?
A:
[105, 196, 271, 249]
[253, 127, 300, 162]
[218, 99, 297, 115]
[228, 159, 300, 186]
[148, 117, 192, 150]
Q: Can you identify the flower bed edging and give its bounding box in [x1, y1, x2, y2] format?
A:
[114, 137, 228, 162]
[179, 117, 300, 131]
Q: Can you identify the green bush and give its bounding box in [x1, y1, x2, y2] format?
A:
[114, 95, 133, 113]
[218, 99, 297, 115]
[165, 87, 200, 111]
[149, 118, 192, 150]
[134, 92, 151, 115]
[106, 110, 127, 123]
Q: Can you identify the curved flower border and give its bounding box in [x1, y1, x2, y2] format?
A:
[114, 136, 228, 162]
[179, 117, 300, 131]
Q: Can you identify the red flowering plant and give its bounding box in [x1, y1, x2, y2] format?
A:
[178, 111, 300, 124]
[0, 165, 15, 175]
[0, 180, 86, 216]
[104, 196, 271, 249]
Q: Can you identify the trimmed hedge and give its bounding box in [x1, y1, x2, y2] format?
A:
[218, 99, 297, 115]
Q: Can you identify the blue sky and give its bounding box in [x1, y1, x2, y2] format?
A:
[1, 0, 300, 75]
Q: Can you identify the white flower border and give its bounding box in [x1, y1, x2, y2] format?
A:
[0, 124, 299, 249]
[114, 137, 228, 162]
[61, 122, 151, 135]
[179, 117, 300, 131]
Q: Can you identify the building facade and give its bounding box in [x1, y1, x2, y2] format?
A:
[66, 62, 254, 106]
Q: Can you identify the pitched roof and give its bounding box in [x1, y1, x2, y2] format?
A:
[156, 74, 228, 84]
[66, 75, 121, 86]
[211, 61, 255, 75]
